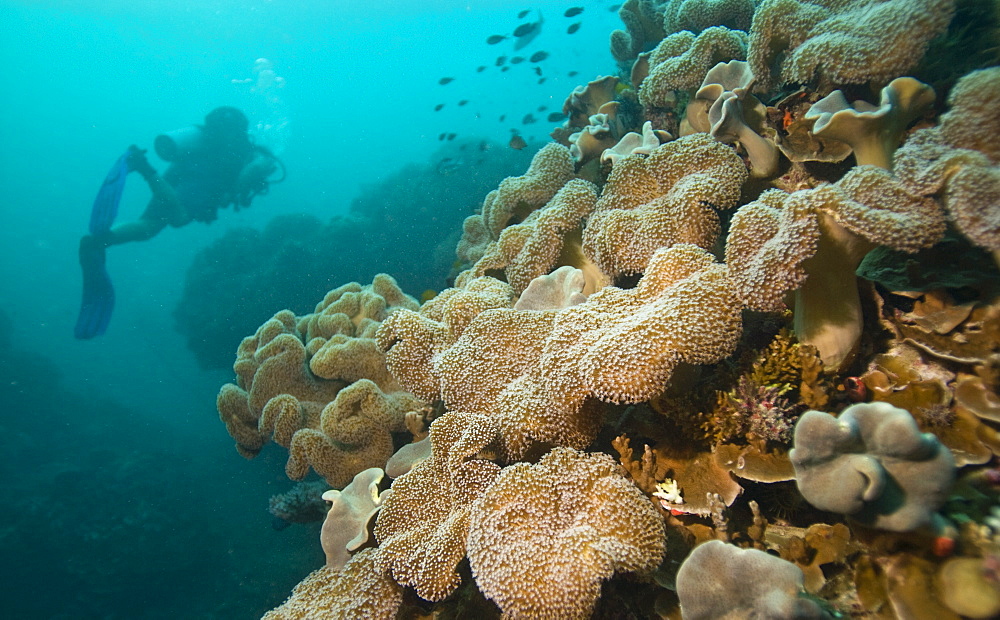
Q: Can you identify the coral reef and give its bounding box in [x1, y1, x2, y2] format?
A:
[213, 1, 1000, 617]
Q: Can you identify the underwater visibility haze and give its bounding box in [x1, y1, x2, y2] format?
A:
[2, 0, 1000, 618]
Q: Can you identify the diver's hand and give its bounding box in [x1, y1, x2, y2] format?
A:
[235, 156, 277, 206]
[125, 145, 156, 179]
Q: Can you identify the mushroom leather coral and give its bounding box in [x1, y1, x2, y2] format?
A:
[747, 0, 955, 91]
[726, 166, 945, 370]
[466, 447, 666, 620]
[583, 133, 748, 279]
[321, 467, 390, 570]
[790, 402, 956, 532]
[676, 540, 832, 619]
[639, 26, 749, 109]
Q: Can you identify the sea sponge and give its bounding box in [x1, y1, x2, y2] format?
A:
[790, 402, 956, 532]
[456, 143, 575, 265]
[747, 0, 956, 91]
[804, 77, 936, 169]
[676, 540, 832, 619]
[457, 178, 600, 295]
[320, 467, 390, 570]
[466, 447, 666, 620]
[726, 166, 946, 370]
[373, 411, 501, 601]
[262, 548, 402, 620]
[639, 26, 749, 109]
[583, 133, 748, 279]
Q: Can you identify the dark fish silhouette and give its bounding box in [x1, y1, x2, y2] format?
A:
[458, 100, 469, 106]
[434, 103, 445, 111]
[513, 22, 536, 37]
[609, 4, 621, 11]
[530, 51, 549, 62]
[438, 133, 446, 141]
[514, 12, 543, 49]
[447, 133, 457, 141]
[509, 134, 527, 150]
[523, 113, 537, 124]
[564, 7, 583, 17]
[568, 70, 579, 77]
[499, 115, 507, 122]
[501, 66, 511, 72]
[518, 9, 530, 18]
[496, 56, 507, 66]
[538, 105, 548, 111]
[567, 22, 581, 34]
[486, 34, 507, 44]
[439, 77, 454, 85]
[547, 112, 565, 122]
[538, 77, 547, 84]
[477, 65, 487, 72]
[533, 66, 543, 76]
[511, 56, 525, 64]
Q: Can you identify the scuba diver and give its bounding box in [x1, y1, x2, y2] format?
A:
[75, 106, 284, 339]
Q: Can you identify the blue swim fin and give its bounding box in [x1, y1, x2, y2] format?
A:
[74, 237, 114, 339]
[89, 149, 131, 235]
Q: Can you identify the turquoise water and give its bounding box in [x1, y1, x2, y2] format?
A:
[0, 1, 620, 616]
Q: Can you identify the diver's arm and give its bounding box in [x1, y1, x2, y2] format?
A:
[233, 150, 278, 207]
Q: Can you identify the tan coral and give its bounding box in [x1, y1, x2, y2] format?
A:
[456, 144, 575, 265]
[321, 467, 390, 570]
[514, 266, 589, 311]
[459, 178, 600, 294]
[262, 548, 402, 620]
[611, 0, 668, 65]
[562, 75, 620, 128]
[285, 379, 417, 487]
[466, 447, 666, 620]
[639, 26, 749, 110]
[373, 411, 502, 601]
[726, 167, 946, 370]
[583, 133, 748, 279]
[805, 77, 936, 169]
[663, 0, 756, 34]
[747, 0, 955, 92]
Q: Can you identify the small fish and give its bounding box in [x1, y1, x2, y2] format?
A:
[567, 70, 579, 77]
[447, 133, 457, 141]
[537, 105, 547, 112]
[501, 66, 511, 72]
[434, 103, 445, 111]
[513, 22, 537, 37]
[499, 114, 507, 122]
[564, 7, 583, 17]
[511, 56, 525, 64]
[530, 51, 549, 62]
[538, 77, 547, 84]
[438, 133, 446, 141]
[609, 4, 621, 11]
[486, 34, 507, 45]
[458, 100, 468, 106]
[522, 113, 537, 124]
[509, 134, 527, 150]
[496, 55, 507, 66]
[477, 65, 487, 73]
[567, 22, 581, 34]
[547, 112, 565, 122]
[439, 77, 454, 85]
[533, 66, 543, 76]
[517, 9, 530, 18]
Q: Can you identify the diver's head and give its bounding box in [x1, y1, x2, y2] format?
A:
[203, 106, 249, 139]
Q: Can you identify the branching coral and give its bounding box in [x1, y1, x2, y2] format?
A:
[466, 447, 666, 619]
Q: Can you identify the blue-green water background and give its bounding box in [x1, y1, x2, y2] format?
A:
[0, 0, 620, 616]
